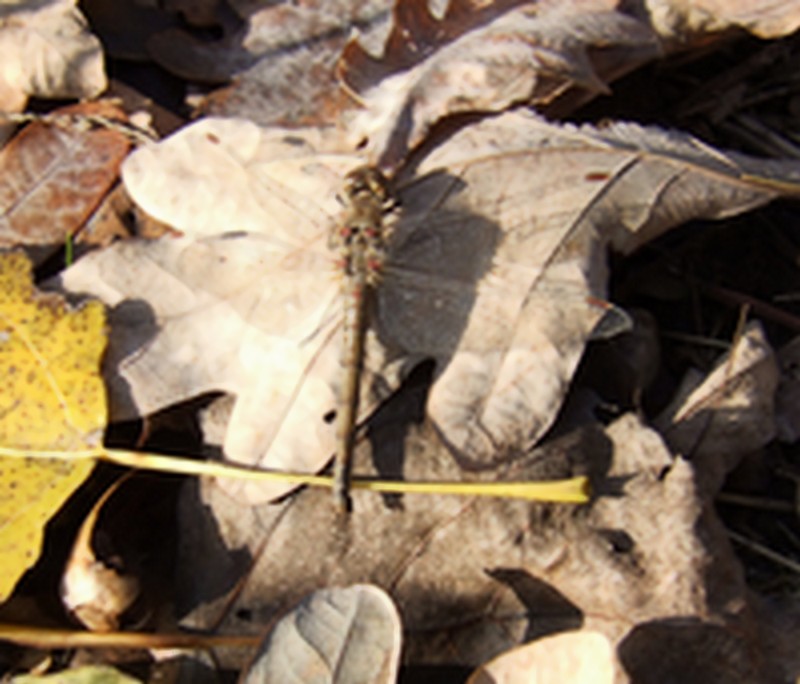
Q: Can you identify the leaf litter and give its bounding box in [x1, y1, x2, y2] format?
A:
[54, 76, 800, 682]
[7, 1, 793, 681]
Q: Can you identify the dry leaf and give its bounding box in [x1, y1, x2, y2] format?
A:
[149, 0, 392, 127]
[61, 112, 800, 504]
[0, 252, 106, 601]
[0, 102, 131, 256]
[644, 0, 800, 43]
[338, 1, 661, 167]
[0, 0, 106, 111]
[60, 478, 140, 632]
[140, 1, 800, 162]
[466, 631, 615, 684]
[654, 321, 779, 493]
[242, 584, 401, 684]
[338, 0, 800, 166]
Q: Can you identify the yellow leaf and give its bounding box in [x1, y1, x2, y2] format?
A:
[0, 252, 106, 601]
[11, 664, 142, 683]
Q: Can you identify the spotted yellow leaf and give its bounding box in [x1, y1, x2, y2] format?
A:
[11, 664, 142, 683]
[0, 251, 106, 601]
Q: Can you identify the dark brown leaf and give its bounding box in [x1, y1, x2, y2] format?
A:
[0, 102, 131, 257]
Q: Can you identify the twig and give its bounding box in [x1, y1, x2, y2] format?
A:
[728, 529, 800, 575]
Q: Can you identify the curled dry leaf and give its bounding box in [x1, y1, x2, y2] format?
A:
[0, 0, 106, 111]
[339, 1, 661, 167]
[60, 112, 800, 504]
[0, 101, 131, 257]
[149, 0, 393, 126]
[654, 321, 779, 493]
[336, 0, 800, 168]
[242, 584, 401, 684]
[61, 478, 140, 632]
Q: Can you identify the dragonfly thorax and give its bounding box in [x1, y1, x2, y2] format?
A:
[335, 165, 395, 285]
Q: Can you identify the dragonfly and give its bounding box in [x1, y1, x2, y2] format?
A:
[331, 165, 395, 511]
[112, 117, 632, 508]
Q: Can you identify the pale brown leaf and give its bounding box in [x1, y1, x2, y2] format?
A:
[242, 585, 401, 684]
[148, 0, 392, 127]
[0, 0, 106, 111]
[339, 1, 800, 166]
[644, 0, 800, 43]
[176, 414, 760, 681]
[466, 631, 615, 684]
[654, 321, 779, 493]
[339, 2, 661, 167]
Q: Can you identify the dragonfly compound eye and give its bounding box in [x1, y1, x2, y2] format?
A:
[344, 165, 390, 204]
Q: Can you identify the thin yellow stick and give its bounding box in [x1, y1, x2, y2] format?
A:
[0, 445, 590, 503]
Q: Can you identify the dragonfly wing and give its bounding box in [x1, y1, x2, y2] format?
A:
[376, 163, 618, 468]
[61, 232, 346, 502]
[221, 313, 342, 503]
[172, 233, 339, 342]
[166, 234, 352, 501]
[122, 117, 359, 245]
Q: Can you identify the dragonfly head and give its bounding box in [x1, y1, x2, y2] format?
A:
[343, 165, 391, 207]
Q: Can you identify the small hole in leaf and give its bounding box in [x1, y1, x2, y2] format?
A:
[598, 529, 635, 554]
